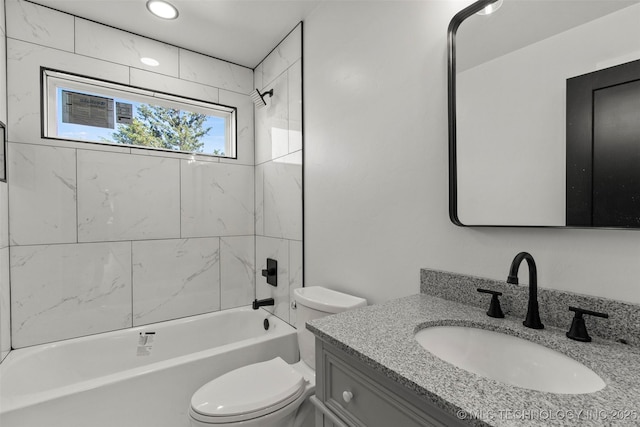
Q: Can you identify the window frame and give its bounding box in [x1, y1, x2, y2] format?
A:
[41, 67, 237, 159]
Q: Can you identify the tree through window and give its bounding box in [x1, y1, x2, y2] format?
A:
[43, 69, 236, 158]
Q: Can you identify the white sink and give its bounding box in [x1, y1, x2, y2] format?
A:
[415, 326, 605, 394]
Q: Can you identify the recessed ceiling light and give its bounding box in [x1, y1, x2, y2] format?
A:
[141, 57, 160, 67]
[146, 0, 179, 20]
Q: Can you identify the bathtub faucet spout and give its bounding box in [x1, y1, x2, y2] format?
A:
[252, 298, 275, 310]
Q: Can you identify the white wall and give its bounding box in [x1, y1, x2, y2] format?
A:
[0, 0, 10, 362]
[6, 0, 256, 348]
[253, 25, 303, 325]
[304, 0, 640, 306]
[457, 4, 640, 225]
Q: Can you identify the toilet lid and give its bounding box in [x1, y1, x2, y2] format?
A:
[191, 357, 305, 421]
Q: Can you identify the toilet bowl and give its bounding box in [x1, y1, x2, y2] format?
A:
[189, 286, 367, 427]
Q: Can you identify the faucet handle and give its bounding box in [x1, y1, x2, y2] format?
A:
[477, 288, 505, 318]
[566, 306, 609, 342]
[261, 258, 278, 287]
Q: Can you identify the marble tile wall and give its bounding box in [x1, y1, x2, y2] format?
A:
[132, 238, 221, 326]
[254, 24, 304, 324]
[0, 0, 9, 362]
[11, 242, 133, 347]
[5, 0, 257, 348]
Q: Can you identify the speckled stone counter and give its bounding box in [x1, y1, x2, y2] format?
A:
[421, 269, 640, 347]
[307, 294, 640, 426]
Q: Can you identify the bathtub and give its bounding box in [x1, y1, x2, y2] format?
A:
[0, 306, 298, 427]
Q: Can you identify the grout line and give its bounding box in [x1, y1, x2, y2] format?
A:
[130, 240, 134, 327]
[218, 237, 222, 311]
[8, 234, 255, 248]
[177, 47, 181, 79]
[254, 98, 258, 301]
[75, 148, 79, 243]
[288, 239, 291, 324]
[178, 160, 182, 239]
[255, 148, 302, 167]
[13, 139, 235, 164]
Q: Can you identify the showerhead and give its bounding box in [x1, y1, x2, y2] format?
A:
[250, 89, 274, 109]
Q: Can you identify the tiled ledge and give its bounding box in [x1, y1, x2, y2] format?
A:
[421, 269, 640, 348]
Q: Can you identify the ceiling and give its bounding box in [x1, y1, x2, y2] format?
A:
[456, 0, 640, 71]
[28, 0, 323, 68]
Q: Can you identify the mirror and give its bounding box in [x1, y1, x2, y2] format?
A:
[449, 0, 640, 228]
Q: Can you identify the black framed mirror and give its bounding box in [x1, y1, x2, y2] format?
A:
[448, 0, 640, 228]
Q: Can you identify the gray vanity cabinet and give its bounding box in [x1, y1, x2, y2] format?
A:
[312, 338, 466, 427]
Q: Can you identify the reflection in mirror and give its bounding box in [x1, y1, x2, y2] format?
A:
[449, 0, 640, 228]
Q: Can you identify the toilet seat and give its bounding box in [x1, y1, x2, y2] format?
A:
[190, 357, 306, 424]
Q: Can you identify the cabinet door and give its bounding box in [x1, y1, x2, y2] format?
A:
[320, 347, 458, 427]
[327, 355, 431, 427]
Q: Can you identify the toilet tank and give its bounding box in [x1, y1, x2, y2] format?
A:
[293, 286, 367, 369]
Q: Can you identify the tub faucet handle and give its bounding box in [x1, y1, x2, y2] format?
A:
[261, 258, 278, 287]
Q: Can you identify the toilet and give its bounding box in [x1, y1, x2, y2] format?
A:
[188, 286, 367, 427]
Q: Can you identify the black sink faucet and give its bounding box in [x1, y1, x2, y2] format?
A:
[507, 252, 544, 329]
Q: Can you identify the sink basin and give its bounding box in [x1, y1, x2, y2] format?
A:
[415, 326, 605, 394]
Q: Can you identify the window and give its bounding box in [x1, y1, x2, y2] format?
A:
[42, 68, 236, 158]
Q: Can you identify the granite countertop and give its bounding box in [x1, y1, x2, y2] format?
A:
[306, 294, 640, 427]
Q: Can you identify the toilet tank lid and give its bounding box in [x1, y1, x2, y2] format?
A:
[294, 286, 367, 313]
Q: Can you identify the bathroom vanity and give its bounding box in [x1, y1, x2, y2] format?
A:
[311, 337, 464, 427]
[307, 270, 640, 427]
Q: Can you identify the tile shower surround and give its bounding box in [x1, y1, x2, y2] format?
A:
[4, 0, 303, 348]
[253, 24, 303, 325]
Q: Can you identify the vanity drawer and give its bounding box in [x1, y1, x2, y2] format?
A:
[323, 351, 447, 427]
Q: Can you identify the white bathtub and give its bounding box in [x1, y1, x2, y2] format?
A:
[0, 306, 298, 427]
